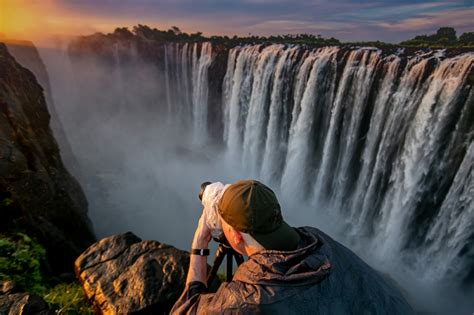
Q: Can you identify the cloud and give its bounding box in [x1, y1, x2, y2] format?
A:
[338, 1, 460, 21]
[247, 19, 357, 34]
[377, 7, 474, 32]
[241, 0, 292, 3]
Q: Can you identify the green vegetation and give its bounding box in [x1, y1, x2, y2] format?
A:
[88, 24, 473, 49]
[110, 25, 206, 42]
[91, 24, 340, 47]
[206, 33, 340, 46]
[1, 197, 13, 207]
[0, 232, 46, 294]
[400, 27, 474, 48]
[43, 283, 94, 315]
[0, 233, 93, 314]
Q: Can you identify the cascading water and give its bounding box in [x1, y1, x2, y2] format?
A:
[192, 42, 213, 143]
[261, 46, 300, 183]
[161, 43, 473, 289]
[225, 46, 474, 272]
[163, 42, 214, 141]
[281, 47, 339, 200]
[223, 45, 261, 162]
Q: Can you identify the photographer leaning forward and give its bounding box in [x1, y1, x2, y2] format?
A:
[171, 180, 413, 315]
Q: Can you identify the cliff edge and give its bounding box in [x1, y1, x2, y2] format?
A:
[0, 43, 95, 275]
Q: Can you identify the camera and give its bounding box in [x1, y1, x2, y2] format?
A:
[198, 181, 229, 242]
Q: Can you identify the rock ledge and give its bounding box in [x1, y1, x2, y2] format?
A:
[75, 232, 190, 314]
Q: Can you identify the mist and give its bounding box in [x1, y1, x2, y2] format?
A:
[36, 39, 473, 315]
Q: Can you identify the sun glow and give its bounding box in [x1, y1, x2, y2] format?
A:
[0, 0, 119, 44]
[1, 0, 53, 40]
[0, 0, 177, 47]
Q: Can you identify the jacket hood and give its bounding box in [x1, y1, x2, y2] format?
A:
[232, 227, 331, 286]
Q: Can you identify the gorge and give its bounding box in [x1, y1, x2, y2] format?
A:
[30, 33, 474, 313]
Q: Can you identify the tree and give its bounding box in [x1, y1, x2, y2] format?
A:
[459, 32, 474, 44]
[133, 24, 155, 40]
[435, 27, 457, 42]
[113, 27, 134, 39]
[400, 27, 467, 47]
[171, 26, 182, 35]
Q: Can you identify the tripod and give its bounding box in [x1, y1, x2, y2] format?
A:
[207, 239, 244, 287]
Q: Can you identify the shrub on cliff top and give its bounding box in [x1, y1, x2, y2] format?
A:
[0, 232, 46, 294]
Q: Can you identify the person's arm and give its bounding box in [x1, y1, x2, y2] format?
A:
[186, 215, 211, 285]
[170, 214, 212, 315]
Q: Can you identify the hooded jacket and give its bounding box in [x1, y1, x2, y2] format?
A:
[171, 227, 413, 314]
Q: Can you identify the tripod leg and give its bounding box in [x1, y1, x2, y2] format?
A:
[234, 253, 244, 266]
[207, 245, 226, 287]
[226, 252, 233, 281]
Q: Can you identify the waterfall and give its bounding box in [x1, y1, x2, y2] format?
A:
[192, 42, 213, 143]
[281, 47, 339, 201]
[181, 43, 191, 119]
[261, 46, 299, 183]
[224, 45, 261, 162]
[164, 44, 172, 114]
[349, 55, 401, 228]
[219, 45, 473, 288]
[240, 45, 283, 174]
[162, 42, 215, 139]
[376, 53, 474, 261]
[222, 48, 239, 143]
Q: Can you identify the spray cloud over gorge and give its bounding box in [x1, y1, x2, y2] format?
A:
[37, 36, 473, 313]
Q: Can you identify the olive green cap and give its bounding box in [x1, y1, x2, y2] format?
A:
[218, 180, 300, 251]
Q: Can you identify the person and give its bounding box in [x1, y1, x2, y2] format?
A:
[171, 179, 413, 314]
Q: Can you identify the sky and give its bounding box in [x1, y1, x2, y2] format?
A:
[0, 0, 473, 43]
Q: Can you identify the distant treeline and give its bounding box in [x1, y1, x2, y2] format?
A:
[400, 27, 474, 48]
[111, 25, 341, 46]
[98, 25, 473, 48]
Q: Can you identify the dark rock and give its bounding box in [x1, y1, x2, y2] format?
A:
[0, 292, 52, 315]
[0, 43, 95, 275]
[207, 45, 228, 144]
[75, 232, 190, 314]
[0, 281, 18, 295]
[4, 39, 79, 172]
[57, 273, 76, 283]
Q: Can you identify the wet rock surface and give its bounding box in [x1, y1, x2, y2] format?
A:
[75, 232, 190, 314]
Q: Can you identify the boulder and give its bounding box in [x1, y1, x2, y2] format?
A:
[0, 292, 52, 315]
[75, 232, 190, 314]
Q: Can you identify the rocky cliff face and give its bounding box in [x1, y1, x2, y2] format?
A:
[4, 39, 78, 172]
[0, 43, 95, 275]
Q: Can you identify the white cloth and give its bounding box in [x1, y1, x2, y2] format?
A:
[201, 182, 229, 238]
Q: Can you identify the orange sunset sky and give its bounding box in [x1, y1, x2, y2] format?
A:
[1, 0, 473, 44]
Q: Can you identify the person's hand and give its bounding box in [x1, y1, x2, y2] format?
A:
[192, 214, 212, 249]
